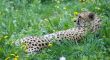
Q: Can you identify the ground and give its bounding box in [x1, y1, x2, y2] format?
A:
[0, 0, 110, 60]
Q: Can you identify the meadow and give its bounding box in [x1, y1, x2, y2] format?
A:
[0, 0, 110, 60]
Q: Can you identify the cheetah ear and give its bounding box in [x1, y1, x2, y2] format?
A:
[88, 13, 95, 20]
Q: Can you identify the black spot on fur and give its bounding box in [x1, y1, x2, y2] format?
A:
[32, 44, 34, 46]
[37, 47, 39, 49]
[35, 44, 37, 46]
[29, 42, 31, 44]
[38, 44, 41, 46]
[45, 43, 48, 45]
[57, 36, 59, 38]
[42, 40, 44, 42]
[38, 40, 41, 42]
[42, 43, 44, 46]
[33, 40, 35, 42]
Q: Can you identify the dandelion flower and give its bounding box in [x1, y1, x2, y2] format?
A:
[48, 43, 52, 47]
[13, 57, 18, 60]
[74, 12, 79, 16]
[13, 55, 19, 60]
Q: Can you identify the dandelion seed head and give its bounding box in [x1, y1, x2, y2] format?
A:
[59, 56, 66, 60]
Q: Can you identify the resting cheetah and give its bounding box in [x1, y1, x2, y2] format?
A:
[15, 12, 101, 53]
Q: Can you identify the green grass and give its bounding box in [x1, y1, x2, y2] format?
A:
[0, 0, 110, 60]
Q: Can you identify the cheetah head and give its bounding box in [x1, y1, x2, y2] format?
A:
[76, 12, 95, 27]
[74, 11, 101, 32]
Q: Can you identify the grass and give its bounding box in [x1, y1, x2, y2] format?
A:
[0, 0, 110, 60]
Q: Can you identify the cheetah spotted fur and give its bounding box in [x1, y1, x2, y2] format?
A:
[15, 12, 101, 53]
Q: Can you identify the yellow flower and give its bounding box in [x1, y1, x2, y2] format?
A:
[13, 57, 18, 60]
[14, 55, 19, 60]
[21, 43, 28, 49]
[74, 12, 79, 16]
[4, 35, 8, 39]
[24, 49, 28, 53]
[21, 43, 28, 53]
[48, 43, 53, 47]
[15, 55, 19, 58]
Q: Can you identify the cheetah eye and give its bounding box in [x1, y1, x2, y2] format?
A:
[79, 16, 81, 18]
[88, 13, 94, 20]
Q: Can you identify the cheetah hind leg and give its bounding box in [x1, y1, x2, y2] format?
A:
[14, 36, 42, 54]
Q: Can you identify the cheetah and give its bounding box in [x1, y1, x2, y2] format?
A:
[15, 11, 101, 53]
